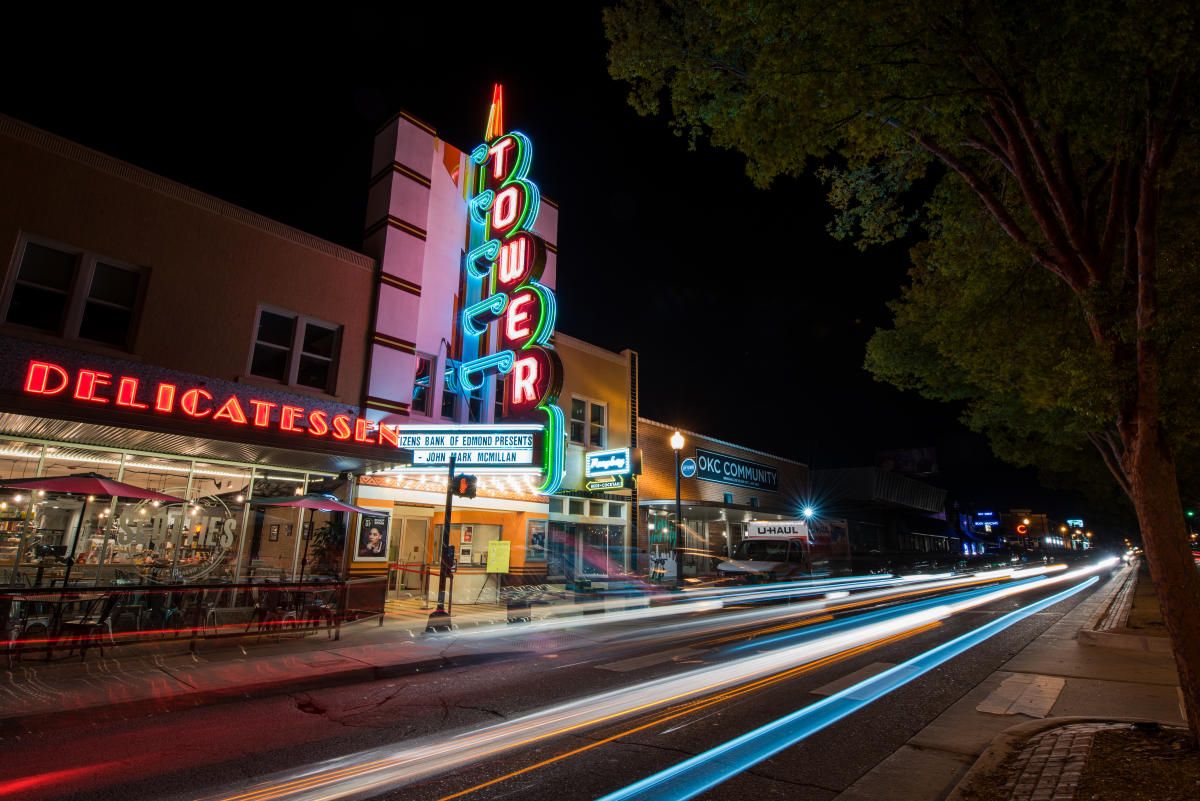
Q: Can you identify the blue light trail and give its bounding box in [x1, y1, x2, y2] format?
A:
[595, 576, 1099, 801]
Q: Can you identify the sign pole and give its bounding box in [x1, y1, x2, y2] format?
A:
[674, 449, 684, 585]
[426, 455, 456, 632]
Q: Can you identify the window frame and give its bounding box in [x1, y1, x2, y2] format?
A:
[411, 353, 435, 416]
[247, 304, 343, 394]
[2, 233, 148, 351]
[568, 395, 608, 449]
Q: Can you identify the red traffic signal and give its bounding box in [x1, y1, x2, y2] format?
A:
[452, 474, 478, 499]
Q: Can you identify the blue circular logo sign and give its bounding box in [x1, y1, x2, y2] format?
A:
[680, 457, 697, 478]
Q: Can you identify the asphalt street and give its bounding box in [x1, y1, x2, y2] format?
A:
[0, 569, 1108, 801]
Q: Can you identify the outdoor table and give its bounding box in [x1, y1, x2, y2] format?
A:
[9, 592, 106, 660]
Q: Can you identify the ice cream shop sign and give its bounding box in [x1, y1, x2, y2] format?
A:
[21, 360, 403, 448]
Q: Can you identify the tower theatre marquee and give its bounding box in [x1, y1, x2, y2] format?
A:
[443, 86, 564, 493]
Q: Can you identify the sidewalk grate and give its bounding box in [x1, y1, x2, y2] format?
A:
[1002, 723, 1130, 801]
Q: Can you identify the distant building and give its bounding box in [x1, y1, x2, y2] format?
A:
[811, 468, 956, 570]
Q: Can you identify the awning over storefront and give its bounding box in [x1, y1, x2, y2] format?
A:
[0, 412, 402, 474]
[640, 498, 796, 522]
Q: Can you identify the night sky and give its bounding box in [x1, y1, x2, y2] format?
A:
[1, 6, 1095, 520]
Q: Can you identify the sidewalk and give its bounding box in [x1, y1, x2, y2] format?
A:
[834, 563, 1185, 801]
[0, 596, 555, 734]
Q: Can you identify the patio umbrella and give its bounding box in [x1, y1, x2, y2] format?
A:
[249, 494, 374, 584]
[0, 472, 186, 588]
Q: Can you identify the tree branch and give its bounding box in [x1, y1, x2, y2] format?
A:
[1087, 430, 1133, 499]
[984, 101, 1090, 292]
[994, 97, 1099, 284]
[1097, 158, 1126, 270]
[907, 129, 1064, 280]
[963, 135, 1014, 175]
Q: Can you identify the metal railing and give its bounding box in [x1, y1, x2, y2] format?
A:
[0, 575, 388, 662]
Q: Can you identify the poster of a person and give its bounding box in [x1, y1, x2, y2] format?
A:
[356, 515, 390, 561]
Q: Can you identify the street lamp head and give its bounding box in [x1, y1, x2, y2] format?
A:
[802, 506, 814, 519]
[1023, 518, 1031, 525]
[670, 431, 685, 451]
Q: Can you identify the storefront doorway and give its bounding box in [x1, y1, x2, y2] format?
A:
[386, 506, 433, 596]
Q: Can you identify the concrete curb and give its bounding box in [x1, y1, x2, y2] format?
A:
[943, 716, 1170, 801]
[0, 649, 509, 736]
[1077, 627, 1173, 653]
[1078, 563, 1172, 653]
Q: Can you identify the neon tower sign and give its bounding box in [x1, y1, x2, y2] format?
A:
[449, 85, 564, 494]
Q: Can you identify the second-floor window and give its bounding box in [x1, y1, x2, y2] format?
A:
[411, 355, 433, 415]
[570, 397, 607, 448]
[249, 307, 341, 393]
[4, 237, 146, 350]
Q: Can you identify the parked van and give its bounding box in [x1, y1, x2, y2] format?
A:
[717, 520, 850, 580]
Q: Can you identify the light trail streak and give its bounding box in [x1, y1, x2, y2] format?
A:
[427, 623, 940, 801]
[440, 568, 1058, 649]
[595, 566, 1112, 801]
[190, 561, 1104, 801]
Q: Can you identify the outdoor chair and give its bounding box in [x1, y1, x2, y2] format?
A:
[301, 589, 338, 638]
[61, 593, 120, 661]
[245, 586, 295, 632]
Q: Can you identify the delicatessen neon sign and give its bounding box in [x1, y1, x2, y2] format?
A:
[23, 360, 402, 448]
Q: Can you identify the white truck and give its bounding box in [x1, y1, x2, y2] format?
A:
[716, 520, 850, 581]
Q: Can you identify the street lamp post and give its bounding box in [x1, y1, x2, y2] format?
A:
[670, 431, 685, 585]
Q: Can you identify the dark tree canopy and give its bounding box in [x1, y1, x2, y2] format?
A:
[605, 0, 1200, 499]
[607, 0, 1200, 738]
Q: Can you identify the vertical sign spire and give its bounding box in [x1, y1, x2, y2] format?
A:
[484, 83, 504, 143]
[451, 87, 565, 495]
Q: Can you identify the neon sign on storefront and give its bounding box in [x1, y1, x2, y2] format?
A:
[22, 360, 403, 448]
[449, 85, 565, 494]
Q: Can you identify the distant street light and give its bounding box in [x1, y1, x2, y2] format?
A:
[671, 431, 685, 585]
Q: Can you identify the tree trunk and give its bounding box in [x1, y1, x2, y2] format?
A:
[1129, 424, 1200, 742]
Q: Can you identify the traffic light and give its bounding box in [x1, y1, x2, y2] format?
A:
[1187, 510, 1195, 518]
[452, 474, 478, 499]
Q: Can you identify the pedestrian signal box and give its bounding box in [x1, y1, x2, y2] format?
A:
[452, 474, 478, 499]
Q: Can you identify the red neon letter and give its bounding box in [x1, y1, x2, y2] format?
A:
[24, 361, 69, 395]
[307, 410, 329, 437]
[489, 137, 515, 180]
[155, 383, 178, 412]
[492, 185, 519, 231]
[212, 395, 248, 424]
[377, 423, 399, 448]
[249, 399, 276, 428]
[331, 414, 352, 441]
[74, 370, 112, 404]
[510, 356, 539, 405]
[180, 388, 213, 417]
[280, 405, 305, 433]
[498, 237, 527, 284]
[115, 377, 149, 409]
[353, 418, 376, 444]
[505, 293, 534, 342]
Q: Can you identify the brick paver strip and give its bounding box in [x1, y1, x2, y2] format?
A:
[1002, 723, 1130, 801]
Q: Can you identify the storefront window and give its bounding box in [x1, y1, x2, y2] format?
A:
[247, 469, 308, 579]
[104, 455, 194, 584]
[0, 439, 43, 481]
[186, 462, 251, 582]
[581, 524, 624, 576]
[0, 440, 42, 577]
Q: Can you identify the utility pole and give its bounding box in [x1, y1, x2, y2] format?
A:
[426, 455, 456, 632]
